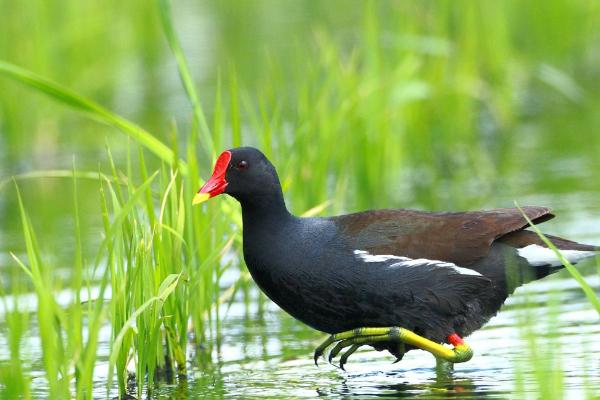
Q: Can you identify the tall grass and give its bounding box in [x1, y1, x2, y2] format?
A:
[3, 145, 242, 398]
[9, 175, 110, 399]
[0, 1, 243, 397]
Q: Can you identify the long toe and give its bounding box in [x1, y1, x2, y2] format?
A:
[314, 335, 336, 366]
[339, 344, 361, 371]
[328, 339, 352, 364]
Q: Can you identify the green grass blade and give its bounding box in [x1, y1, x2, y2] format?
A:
[93, 171, 159, 268]
[0, 60, 187, 174]
[156, 0, 214, 156]
[107, 273, 182, 389]
[9, 252, 33, 281]
[0, 273, 31, 398]
[13, 183, 68, 397]
[516, 202, 600, 316]
[300, 200, 332, 217]
[70, 160, 84, 395]
[0, 170, 120, 193]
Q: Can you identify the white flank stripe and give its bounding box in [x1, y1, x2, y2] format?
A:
[517, 244, 597, 267]
[353, 250, 481, 276]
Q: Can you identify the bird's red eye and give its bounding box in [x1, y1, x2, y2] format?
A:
[237, 160, 249, 170]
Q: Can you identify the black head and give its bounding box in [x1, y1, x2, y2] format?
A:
[193, 147, 283, 206]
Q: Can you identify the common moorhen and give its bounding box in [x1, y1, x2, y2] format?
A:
[193, 147, 598, 369]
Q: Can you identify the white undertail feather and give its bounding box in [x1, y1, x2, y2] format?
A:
[517, 244, 598, 267]
[353, 250, 482, 276]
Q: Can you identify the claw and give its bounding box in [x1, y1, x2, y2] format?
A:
[339, 344, 360, 371]
[328, 340, 349, 364]
[314, 335, 336, 366]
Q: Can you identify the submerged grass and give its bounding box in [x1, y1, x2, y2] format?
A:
[0, 266, 31, 398]
[514, 290, 566, 400]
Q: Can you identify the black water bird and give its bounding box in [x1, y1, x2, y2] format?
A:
[193, 146, 599, 369]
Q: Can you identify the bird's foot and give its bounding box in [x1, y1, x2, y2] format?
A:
[314, 327, 473, 369]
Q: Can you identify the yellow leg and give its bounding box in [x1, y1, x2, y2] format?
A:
[314, 327, 473, 367]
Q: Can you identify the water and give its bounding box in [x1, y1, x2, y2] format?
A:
[173, 276, 600, 399]
[3, 270, 599, 398]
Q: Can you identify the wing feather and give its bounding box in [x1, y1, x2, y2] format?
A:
[333, 206, 554, 265]
[353, 249, 492, 316]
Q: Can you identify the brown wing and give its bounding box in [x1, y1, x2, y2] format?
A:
[332, 206, 555, 266]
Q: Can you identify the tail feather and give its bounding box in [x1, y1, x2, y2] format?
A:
[517, 244, 597, 267]
[499, 230, 599, 267]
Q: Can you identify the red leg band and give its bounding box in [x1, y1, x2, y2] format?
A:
[448, 333, 464, 347]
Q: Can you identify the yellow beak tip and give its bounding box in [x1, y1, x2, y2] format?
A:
[192, 193, 211, 206]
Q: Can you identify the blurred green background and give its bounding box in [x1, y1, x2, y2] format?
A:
[1, 0, 600, 398]
[2, 0, 600, 216]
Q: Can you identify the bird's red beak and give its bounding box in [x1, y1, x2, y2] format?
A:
[193, 151, 231, 205]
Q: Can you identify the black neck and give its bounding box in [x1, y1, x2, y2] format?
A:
[238, 188, 294, 228]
